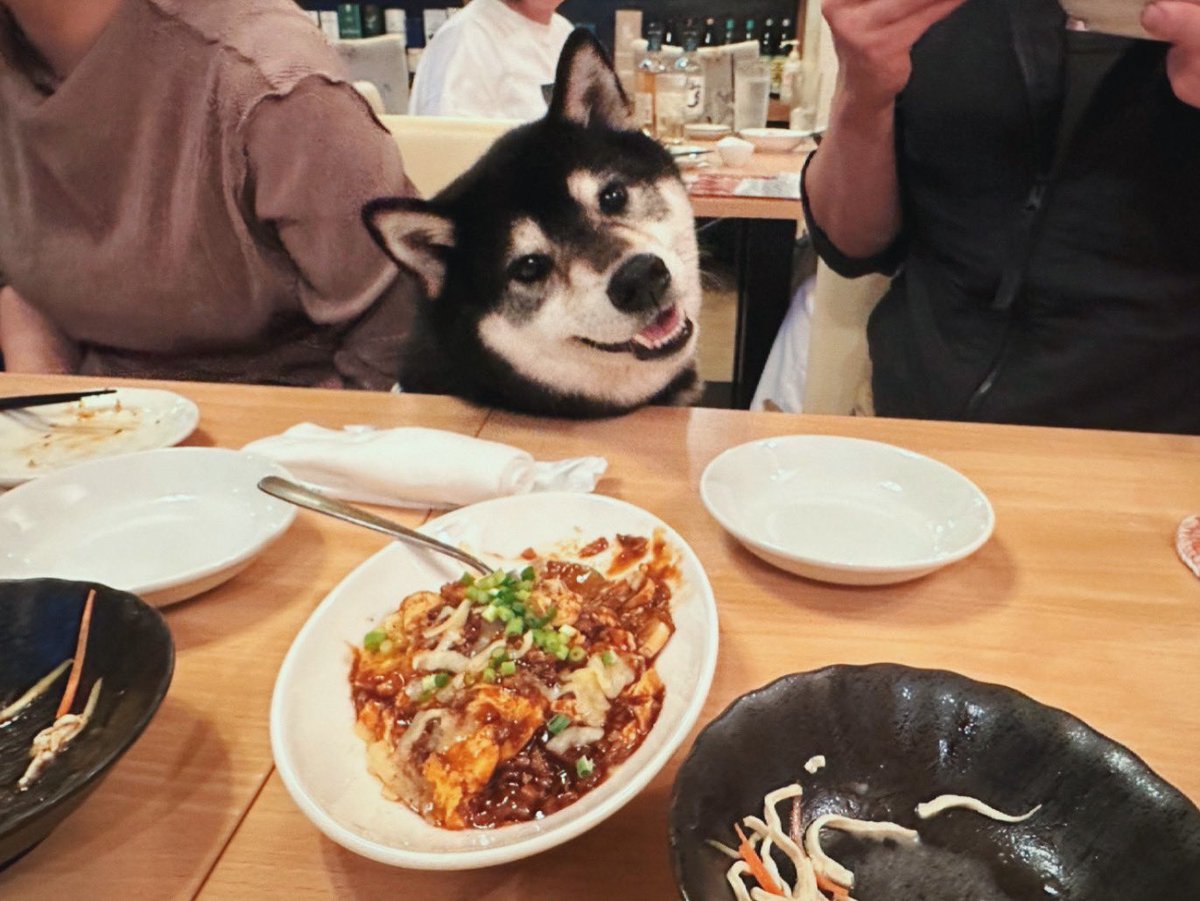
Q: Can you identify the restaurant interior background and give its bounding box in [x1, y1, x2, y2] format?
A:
[297, 0, 814, 406]
[298, 1, 806, 54]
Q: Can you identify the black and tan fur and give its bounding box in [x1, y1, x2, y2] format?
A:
[364, 30, 701, 418]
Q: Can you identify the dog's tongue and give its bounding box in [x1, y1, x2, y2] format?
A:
[635, 306, 681, 345]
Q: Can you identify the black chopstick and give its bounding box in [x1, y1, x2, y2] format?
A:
[0, 389, 117, 412]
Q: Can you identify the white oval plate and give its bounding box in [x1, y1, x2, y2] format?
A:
[0, 447, 296, 606]
[0, 387, 200, 488]
[701, 436, 995, 585]
[271, 492, 719, 870]
[737, 127, 813, 153]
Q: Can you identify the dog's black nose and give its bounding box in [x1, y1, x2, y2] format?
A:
[607, 254, 671, 314]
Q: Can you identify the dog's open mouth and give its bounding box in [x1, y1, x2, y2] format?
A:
[578, 305, 694, 361]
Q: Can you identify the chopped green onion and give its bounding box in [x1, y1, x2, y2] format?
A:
[601, 650, 616, 666]
[496, 606, 514, 623]
[547, 713, 571, 735]
[433, 672, 451, 688]
[576, 756, 595, 777]
[505, 617, 525, 637]
[511, 601, 525, 616]
[491, 648, 508, 662]
[559, 624, 579, 639]
[482, 666, 498, 684]
[554, 645, 570, 661]
[521, 566, 536, 581]
[460, 573, 476, 586]
[363, 629, 386, 652]
[465, 586, 486, 604]
[421, 674, 438, 692]
[481, 604, 499, 623]
[499, 660, 517, 677]
[515, 589, 532, 602]
[567, 646, 586, 664]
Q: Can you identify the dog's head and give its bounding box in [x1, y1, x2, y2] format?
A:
[365, 29, 701, 417]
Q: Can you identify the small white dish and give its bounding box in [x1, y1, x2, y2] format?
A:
[271, 491, 719, 870]
[683, 122, 732, 141]
[0, 387, 199, 488]
[738, 127, 812, 153]
[700, 436, 994, 586]
[715, 135, 755, 167]
[0, 447, 296, 606]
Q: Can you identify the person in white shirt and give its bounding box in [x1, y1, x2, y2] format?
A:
[410, 0, 573, 119]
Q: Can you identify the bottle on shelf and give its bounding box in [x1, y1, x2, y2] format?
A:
[674, 28, 706, 126]
[743, 17, 757, 44]
[723, 16, 737, 44]
[770, 22, 795, 98]
[635, 27, 666, 137]
[760, 18, 776, 56]
[663, 18, 678, 47]
[702, 17, 718, 46]
[779, 40, 801, 107]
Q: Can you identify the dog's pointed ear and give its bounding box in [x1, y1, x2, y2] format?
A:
[363, 197, 456, 299]
[548, 28, 634, 131]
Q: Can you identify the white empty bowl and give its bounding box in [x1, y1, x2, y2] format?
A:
[684, 122, 732, 141]
[738, 127, 811, 153]
[700, 436, 995, 585]
[0, 447, 296, 606]
[715, 136, 755, 167]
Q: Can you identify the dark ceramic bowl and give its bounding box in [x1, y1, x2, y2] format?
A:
[670, 664, 1200, 900]
[0, 579, 174, 868]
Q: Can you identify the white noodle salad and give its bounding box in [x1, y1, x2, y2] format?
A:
[714, 767, 1043, 900]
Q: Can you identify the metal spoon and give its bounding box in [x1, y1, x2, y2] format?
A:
[257, 475, 492, 576]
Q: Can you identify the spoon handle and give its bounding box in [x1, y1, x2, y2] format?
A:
[257, 476, 492, 576]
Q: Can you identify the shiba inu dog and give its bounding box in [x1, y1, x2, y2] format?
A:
[364, 30, 701, 418]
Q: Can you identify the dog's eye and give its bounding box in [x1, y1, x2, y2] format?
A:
[599, 182, 628, 215]
[508, 254, 553, 284]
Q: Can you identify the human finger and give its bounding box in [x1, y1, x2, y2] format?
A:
[1143, 1, 1200, 106]
[1142, 0, 1200, 46]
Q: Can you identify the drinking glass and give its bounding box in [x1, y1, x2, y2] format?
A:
[655, 72, 688, 143]
[733, 58, 771, 132]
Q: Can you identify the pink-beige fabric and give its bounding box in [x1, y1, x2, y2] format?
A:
[0, 0, 420, 388]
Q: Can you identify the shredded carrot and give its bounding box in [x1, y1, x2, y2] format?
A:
[816, 870, 851, 900]
[734, 823, 785, 897]
[56, 589, 96, 718]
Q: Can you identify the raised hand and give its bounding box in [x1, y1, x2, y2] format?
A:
[823, 0, 971, 109]
[1143, 1, 1200, 107]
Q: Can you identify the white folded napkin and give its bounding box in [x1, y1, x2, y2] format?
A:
[241, 423, 607, 509]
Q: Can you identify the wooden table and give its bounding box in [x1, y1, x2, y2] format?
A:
[1, 372, 1197, 900]
[686, 143, 813, 408]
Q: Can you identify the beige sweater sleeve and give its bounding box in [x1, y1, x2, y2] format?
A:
[241, 75, 421, 388]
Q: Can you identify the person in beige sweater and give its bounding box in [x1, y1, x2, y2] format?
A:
[0, 0, 421, 389]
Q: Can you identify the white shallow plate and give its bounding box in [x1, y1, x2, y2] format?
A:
[271, 491, 719, 870]
[683, 122, 732, 140]
[738, 127, 812, 152]
[0, 447, 296, 606]
[700, 436, 995, 585]
[0, 387, 200, 488]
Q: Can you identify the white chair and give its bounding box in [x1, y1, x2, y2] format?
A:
[351, 80, 387, 116]
[379, 114, 520, 196]
[335, 34, 410, 114]
[801, 262, 888, 415]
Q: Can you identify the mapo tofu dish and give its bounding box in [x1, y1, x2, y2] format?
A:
[349, 532, 680, 829]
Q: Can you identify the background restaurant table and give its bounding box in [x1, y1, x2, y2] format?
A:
[1, 372, 1197, 900]
[685, 144, 811, 409]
